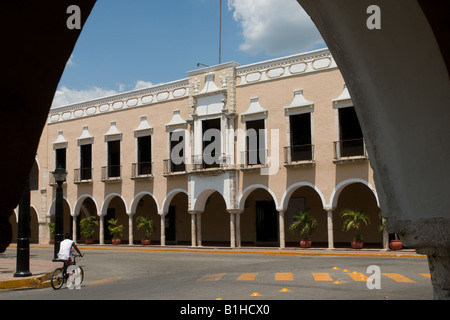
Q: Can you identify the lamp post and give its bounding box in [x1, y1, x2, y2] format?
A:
[14, 179, 31, 277]
[52, 165, 67, 261]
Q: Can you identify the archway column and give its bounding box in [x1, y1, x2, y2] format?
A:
[196, 212, 202, 247]
[128, 213, 134, 246]
[72, 215, 78, 244]
[278, 210, 285, 249]
[160, 214, 165, 246]
[228, 210, 240, 248]
[188, 210, 198, 247]
[99, 214, 104, 245]
[326, 208, 334, 249]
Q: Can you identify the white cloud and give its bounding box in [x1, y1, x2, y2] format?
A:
[51, 86, 119, 109]
[227, 0, 325, 55]
[51, 80, 155, 109]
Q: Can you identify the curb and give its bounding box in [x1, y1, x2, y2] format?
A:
[0, 272, 52, 290]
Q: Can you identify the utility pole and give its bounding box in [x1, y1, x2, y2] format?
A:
[219, 0, 222, 64]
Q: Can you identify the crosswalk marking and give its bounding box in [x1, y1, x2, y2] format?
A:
[275, 273, 293, 281]
[237, 273, 258, 281]
[382, 273, 415, 283]
[198, 271, 428, 283]
[312, 273, 334, 281]
[346, 271, 368, 281]
[198, 273, 226, 281]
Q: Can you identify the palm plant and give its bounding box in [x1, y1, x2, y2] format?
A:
[341, 209, 370, 241]
[289, 208, 318, 240]
[136, 216, 154, 239]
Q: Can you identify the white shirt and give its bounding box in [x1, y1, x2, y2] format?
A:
[57, 239, 74, 260]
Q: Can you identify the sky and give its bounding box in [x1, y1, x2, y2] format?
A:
[52, 0, 325, 108]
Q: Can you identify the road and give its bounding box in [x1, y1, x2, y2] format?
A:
[0, 246, 432, 303]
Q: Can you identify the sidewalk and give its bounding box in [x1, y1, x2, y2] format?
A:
[0, 244, 425, 290]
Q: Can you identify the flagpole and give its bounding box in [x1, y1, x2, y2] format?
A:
[219, 0, 222, 64]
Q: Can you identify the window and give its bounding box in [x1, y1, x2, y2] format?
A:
[55, 148, 66, 170]
[137, 135, 152, 175]
[107, 140, 121, 178]
[245, 119, 266, 166]
[80, 144, 92, 180]
[289, 113, 313, 161]
[169, 130, 186, 173]
[202, 118, 221, 169]
[337, 107, 364, 157]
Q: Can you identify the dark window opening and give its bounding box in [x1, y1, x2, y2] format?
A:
[170, 131, 186, 172]
[246, 119, 265, 165]
[137, 136, 152, 175]
[202, 118, 221, 169]
[289, 113, 313, 161]
[80, 144, 92, 180]
[338, 107, 364, 157]
[108, 140, 121, 177]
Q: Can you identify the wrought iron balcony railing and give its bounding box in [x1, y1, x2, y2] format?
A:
[284, 144, 315, 166]
[74, 168, 93, 184]
[333, 138, 368, 162]
[131, 162, 153, 179]
[101, 165, 122, 182]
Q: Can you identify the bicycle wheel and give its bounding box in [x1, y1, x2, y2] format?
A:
[78, 266, 84, 284]
[50, 267, 65, 290]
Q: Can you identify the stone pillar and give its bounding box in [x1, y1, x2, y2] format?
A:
[128, 214, 133, 245]
[229, 211, 236, 248]
[196, 212, 202, 247]
[160, 214, 165, 246]
[72, 215, 77, 243]
[190, 211, 196, 247]
[99, 215, 104, 245]
[327, 210, 334, 249]
[278, 210, 285, 249]
[236, 213, 241, 248]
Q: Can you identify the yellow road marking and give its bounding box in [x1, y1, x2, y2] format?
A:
[236, 273, 258, 281]
[382, 273, 416, 283]
[419, 273, 431, 279]
[312, 273, 333, 281]
[347, 271, 368, 281]
[88, 277, 122, 285]
[198, 273, 226, 281]
[275, 273, 293, 281]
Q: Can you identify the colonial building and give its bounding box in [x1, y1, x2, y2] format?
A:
[11, 48, 383, 249]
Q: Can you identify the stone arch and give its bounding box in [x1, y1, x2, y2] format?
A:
[280, 182, 326, 212]
[100, 193, 128, 216]
[130, 191, 160, 215]
[238, 184, 279, 213]
[73, 194, 100, 217]
[162, 189, 188, 215]
[329, 178, 379, 210]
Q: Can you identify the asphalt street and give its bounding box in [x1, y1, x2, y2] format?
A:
[0, 246, 432, 302]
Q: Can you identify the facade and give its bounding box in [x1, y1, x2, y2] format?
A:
[11, 48, 384, 249]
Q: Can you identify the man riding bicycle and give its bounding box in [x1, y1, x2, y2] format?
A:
[57, 233, 83, 272]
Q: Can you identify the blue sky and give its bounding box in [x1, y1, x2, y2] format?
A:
[53, 0, 325, 107]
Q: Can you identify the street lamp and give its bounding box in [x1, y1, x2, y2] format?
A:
[52, 165, 67, 261]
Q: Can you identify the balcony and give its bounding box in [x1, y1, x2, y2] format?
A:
[74, 168, 93, 184]
[190, 153, 234, 175]
[333, 138, 369, 164]
[284, 145, 315, 167]
[101, 165, 122, 182]
[240, 149, 268, 171]
[163, 158, 187, 176]
[131, 162, 153, 180]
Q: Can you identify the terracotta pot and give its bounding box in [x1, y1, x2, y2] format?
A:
[112, 238, 121, 245]
[141, 239, 151, 245]
[85, 238, 94, 245]
[351, 240, 364, 249]
[300, 239, 312, 248]
[389, 239, 402, 250]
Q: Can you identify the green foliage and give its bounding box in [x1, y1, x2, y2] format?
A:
[80, 216, 98, 239]
[341, 209, 370, 240]
[289, 208, 317, 240]
[136, 216, 154, 239]
[47, 222, 55, 235]
[107, 218, 123, 239]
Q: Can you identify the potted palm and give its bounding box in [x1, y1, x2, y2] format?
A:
[289, 208, 317, 248]
[107, 218, 123, 245]
[47, 222, 55, 244]
[80, 216, 98, 244]
[379, 213, 402, 250]
[341, 209, 370, 249]
[136, 216, 154, 245]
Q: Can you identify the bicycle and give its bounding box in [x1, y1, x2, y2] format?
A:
[51, 254, 84, 290]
